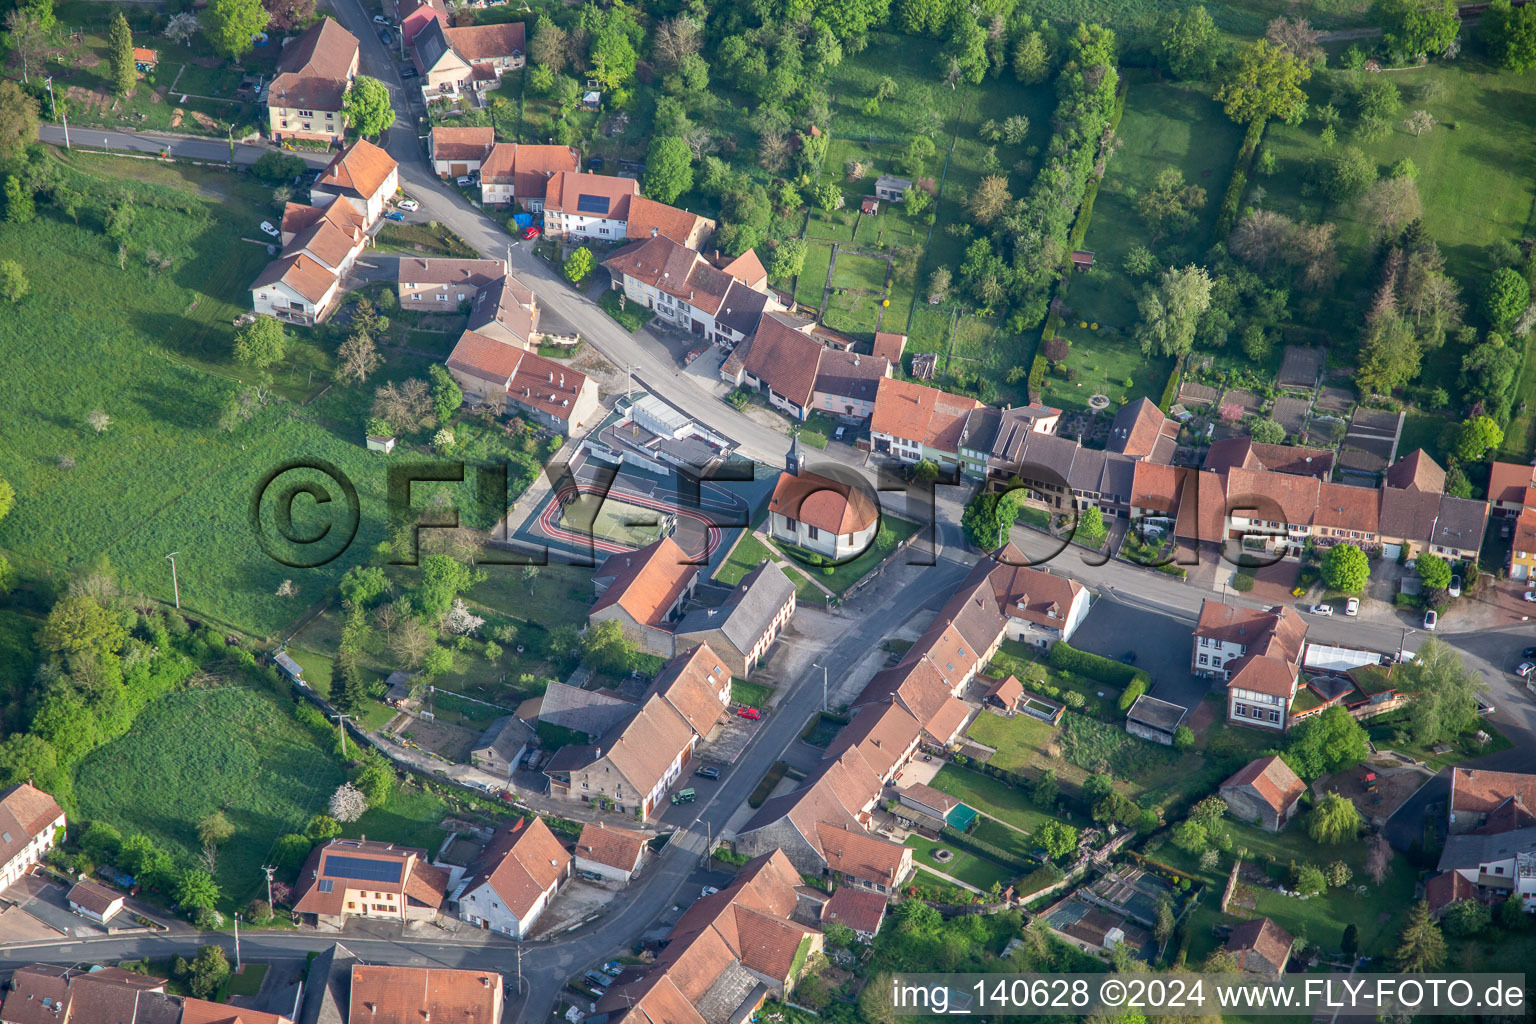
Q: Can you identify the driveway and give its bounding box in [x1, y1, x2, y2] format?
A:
[1071, 593, 1214, 713]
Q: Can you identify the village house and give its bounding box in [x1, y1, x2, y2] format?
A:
[724, 313, 889, 420]
[869, 377, 984, 473]
[453, 816, 570, 938]
[959, 402, 1062, 483]
[251, 198, 371, 325]
[1124, 694, 1187, 746]
[427, 125, 494, 178]
[345, 965, 502, 1024]
[387, 0, 447, 44]
[1431, 828, 1536, 917]
[250, 254, 343, 326]
[468, 715, 532, 778]
[0, 965, 180, 1024]
[310, 138, 399, 227]
[443, 333, 599, 434]
[672, 563, 795, 677]
[987, 560, 1091, 649]
[542, 171, 639, 240]
[0, 783, 65, 892]
[291, 839, 448, 927]
[478, 142, 580, 208]
[602, 235, 776, 347]
[1190, 600, 1308, 731]
[1219, 755, 1306, 832]
[65, 879, 125, 924]
[183, 998, 294, 1024]
[397, 257, 506, 310]
[1226, 917, 1294, 980]
[413, 20, 526, 104]
[820, 885, 888, 942]
[267, 18, 359, 144]
[1487, 461, 1536, 581]
[768, 441, 882, 562]
[573, 821, 649, 882]
[588, 537, 700, 655]
[1447, 768, 1536, 835]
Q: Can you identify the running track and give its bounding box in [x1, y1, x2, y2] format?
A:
[536, 485, 726, 558]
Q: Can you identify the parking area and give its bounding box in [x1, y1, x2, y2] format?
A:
[1071, 595, 1212, 712]
[528, 877, 623, 939]
[0, 876, 107, 939]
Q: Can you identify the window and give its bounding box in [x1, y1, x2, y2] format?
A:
[318, 879, 335, 893]
[347, 902, 356, 909]
[1200, 637, 1209, 647]
[298, 109, 315, 117]
[437, 294, 447, 301]
[807, 525, 819, 540]
[1198, 654, 1208, 666]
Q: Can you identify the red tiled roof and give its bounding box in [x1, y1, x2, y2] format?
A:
[1450, 768, 1536, 823]
[346, 966, 500, 1024]
[769, 469, 879, 535]
[317, 138, 397, 200]
[822, 885, 887, 936]
[479, 143, 581, 196]
[1225, 655, 1297, 699]
[275, 17, 358, 79]
[544, 170, 638, 219]
[1487, 460, 1536, 505]
[592, 537, 698, 627]
[1221, 755, 1305, 816]
[443, 21, 525, 60]
[431, 126, 494, 162]
[1130, 461, 1181, 511]
[181, 998, 292, 1024]
[463, 816, 569, 918]
[574, 821, 648, 872]
[985, 674, 1024, 706]
[281, 201, 326, 236]
[872, 332, 907, 363]
[65, 879, 123, 916]
[743, 313, 824, 409]
[625, 196, 714, 246]
[1226, 466, 1320, 525]
[870, 378, 982, 451]
[1314, 481, 1380, 533]
[446, 329, 524, 384]
[824, 701, 921, 779]
[1425, 870, 1476, 913]
[719, 248, 767, 289]
[0, 784, 63, 867]
[1387, 449, 1447, 493]
[814, 823, 908, 887]
[651, 643, 730, 736]
[251, 253, 337, 305]
[506, 348, 591, 423]
[1108, 397, 1176, 457]
[988, 562, 1084, 630]
[1226, 917, 1294, 971]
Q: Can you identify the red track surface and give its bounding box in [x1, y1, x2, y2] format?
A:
[537, 485, 724, 558]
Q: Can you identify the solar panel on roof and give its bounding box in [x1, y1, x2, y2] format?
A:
[576, 193, 610, 215]
[323, 854, 404, 883]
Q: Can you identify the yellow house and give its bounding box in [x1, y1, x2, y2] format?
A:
[267, 19, 359, 143]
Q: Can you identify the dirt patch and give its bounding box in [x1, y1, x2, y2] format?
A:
[77, 53, 101, 69]
[1315, 760, 1431, 826]
[391, 711, 480, 762]
[150, 87, 166, 105]
[1186, 698, 1219, 738]
[169, 108, 184, 129]
[190, 110, 218, 130]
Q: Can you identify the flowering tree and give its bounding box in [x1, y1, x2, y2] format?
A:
[1219, 402, 1245, 424]
[329, 783, 368, 823]
[444, 598, 485, 636]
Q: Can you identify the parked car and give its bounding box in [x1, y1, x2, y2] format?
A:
[670, 788, 696, 804]
[1523, 591, 1536, 602]
[736, 707, 761, 720]
[259, 220, 279, 237]
[577, 869, 603, 882]
[372, 14, 391, 23]
[833, 426, 846, 441]
[1449, 575, 1462, 598]
[1119, 651, 1136, 664]
[397, 198, 419, 211]
[1345, 597, 1360, 616]
[1424, 609, 1438, 630]
[384, 211, 405, 221]
[700, 886, 719, 898]
[1523, 646, 1536, 658]
[583, 971, 613, 988]
[521, 224, 541, 240]
[1515, 663, 1535, 678]
[694, 766, 720, 779]
[400, 66, 418, 78]
[455, 175, 474, 187]
[378, 28, 393, 43]
[1310, 603, 1334, 616]
[603, 962, 624, 977]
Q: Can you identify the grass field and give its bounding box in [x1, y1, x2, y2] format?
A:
[73, 680, 449, 909]
[795, 244, 835, 308]
[904, 832, 1016, 891]
[830, 253, 890, 292]
[1041, 329, 1173, 414]
[715, 532, 827, 607]
[731, 679, 774, 708]
[927, 764, 1088, 833]
[558, 494, 666, 549]
[823, 290, 886, 335]
[0, 153, 421, 638]
[776, 516, 920, 595]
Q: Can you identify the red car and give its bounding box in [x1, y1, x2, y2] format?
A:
[521, 225, 541, 240]
[736, 707, 761, 720]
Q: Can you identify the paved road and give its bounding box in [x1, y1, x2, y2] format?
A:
[37, 124, 334, 169]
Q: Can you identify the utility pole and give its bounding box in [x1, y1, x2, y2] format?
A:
[515, 945, 522, 993]
[627, 364, 640, 401]
[233, 912, 241, 971]
[820, 664, 829, 712]
[44, 76, 56, 120]
[165, 552, 181, 609]
[332, 712, 352, 756]
[261, 865, 276, 910]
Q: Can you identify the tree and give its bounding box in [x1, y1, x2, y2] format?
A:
[937, 14, 988, 85]
[80, 821, 123, 862]
[0, 82, 40, 165]
[372, 378, 434, 434]
[175, 869, 221, 915]
[262, 0, 314, 33]
[119, 833, 175, 890]
[1484, 0, 1536, 71]
[1361, 176, 1422, 239]
[1308, 792, 1362, 844]
[1447, 415, 1503, 462]
[1402, 638, 1485, 745]
[1249, 418, 1285, 444]
[581, 618, 638, 675]
[202, 0, 269, 60]
[40, 594, 126, 656]
[1340, 922, 1360, 958]
[1286, 706, 1369, 779]
[0, 260, 27, 304]
[1173, 725, 1195, 751]
[1161, 5, 1221, 80]
[643, 136, 693, 205]
[1172, 819, 1209, 853]
[179, 945, 231, 1000]
[1483, 266, 1530, 331]
[108, 12, 137, 96]
[1267, 16, 1323, 62]
[1075, 505, 1108, 547]
[768, 239, 807, 282]
[388, 616, 434, 668]
[1357, 312, 1422, 394]
[425, 363, 461, 425]
[1365, 834, 1393, 885]
[1414, 554, 1451, 593]
[1373, 0, 1459, 58]
[272, 832, 312, 874]
[1012, 30, 1050, 83]
[343, 76, 395, 138]
[564, 246, 595, 285]
[165, 11, 200, 46]
[1321, 543, 1369, 593]
[529, 18, 568, 71]
[590, 27, 637, 90]
[1135, 264, 1214, 358]
[1136, 168, 1207, 237]
[1401, 109, 1436, 138]
[234, 316, 288, 369]
[329, 782, 368, 822]
[335, 332, 382, 384]
[1443, 899, 1491, 937]
[1394, 901, 1447, 972]
[416, 554, 480, 618]
[1034, 820, 1079, 859]
[1217, 41, 1311, 125]
[5, 9, 49, 84]
[353, 751, 395, 807]
[1292, 862, 1327, 896]
[196, 811, 234, 848]
[1154, 896, 1176, 946]
[305, 813, 342, 841]
[1327, 146, 1377, 200]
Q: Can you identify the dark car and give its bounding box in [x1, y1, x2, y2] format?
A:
[588, 156, 604, 171]
[1523, 647, 1536, 659]
[694, 766, 720, 779]
[379, 28, 393, 43]
[400, 66, 418, 78]
[1119, 651, 1136, 665]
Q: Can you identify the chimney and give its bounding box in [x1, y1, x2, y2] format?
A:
[651, 226, 658, 237]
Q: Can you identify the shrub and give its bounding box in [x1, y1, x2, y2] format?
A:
[1049, 641, 1146, 689]
[1117, 677, 1147, 713]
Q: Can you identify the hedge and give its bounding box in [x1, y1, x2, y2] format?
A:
[1049, 641, 1148, 690]
[1157, 356, 1183, 413]
[1116, 677, 1147, 713]
[1213, 116, 1268, 241]
[1027, 353, 1048, 398]
[1015, 862, 1064, 897]
[1064, 84, 1128, 259]
[939, 825, 1036, 873]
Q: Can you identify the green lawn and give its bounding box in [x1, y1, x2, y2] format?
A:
[986, 640, 1121, 718]
[904, 832, 1016, 891]
[715, 532, 827, 607]
[375, 222, 479, 258]
[219, 963, 269, 999]
[1499, 345, 1536, 463]
[1040, 329, 1173, 414]
[964, 711, 1060, 774]
[73, 680, 450, 910]
[823, 290, 885, 335]
[830, 252, 890, 292]
[794, 243, 834, 308]
[927, 764, 1088, 833]
[731, 679, 774, 708]
[776, 515, 920, 595]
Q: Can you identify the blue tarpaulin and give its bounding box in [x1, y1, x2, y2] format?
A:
[513, 213, 533, 228]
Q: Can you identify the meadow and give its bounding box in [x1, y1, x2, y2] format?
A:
[0, 153, 424, 639]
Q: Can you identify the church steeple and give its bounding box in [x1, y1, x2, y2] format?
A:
[786, 432, 804, 476]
